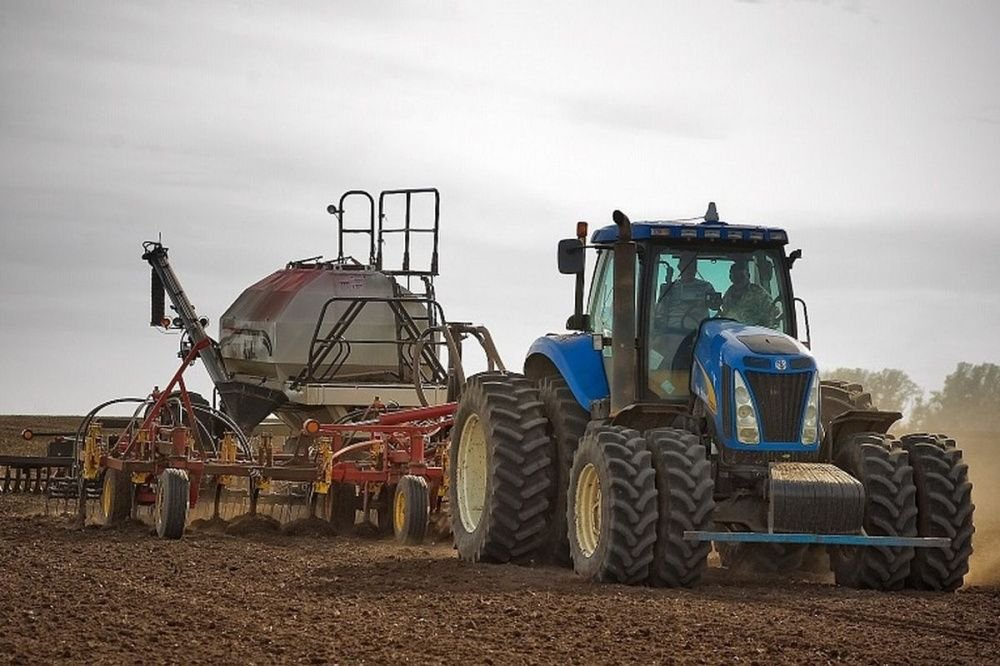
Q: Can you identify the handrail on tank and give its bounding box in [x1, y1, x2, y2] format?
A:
[377, 188, 441, 277]
[329, 190, 377, 267]
[292, 294, 450, 390]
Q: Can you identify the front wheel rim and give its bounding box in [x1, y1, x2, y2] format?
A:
[575, 463, 602, 558]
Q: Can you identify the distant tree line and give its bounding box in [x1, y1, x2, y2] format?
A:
[822, 362, 1000, 432]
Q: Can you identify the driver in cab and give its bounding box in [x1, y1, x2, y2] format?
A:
[656, 253, 714, 329]
[650, 253, 716, 396]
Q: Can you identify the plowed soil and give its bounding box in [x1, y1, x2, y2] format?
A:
[2, 417, 999, 664]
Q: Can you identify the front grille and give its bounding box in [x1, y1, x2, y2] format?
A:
[721, 448, 820, 465]
[745, 371, 811, 442]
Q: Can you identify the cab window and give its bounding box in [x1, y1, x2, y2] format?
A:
[647, 248, 790, 399]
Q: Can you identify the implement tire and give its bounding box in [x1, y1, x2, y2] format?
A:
[450, 373, 553, 563]
[537, 375, 589, 565]
[375, 483, 397, 537]
[567, 425, 658, 584]
[393, 475, 430, 545]
[831, 434, 917, 590]
[645, 428, 714, 587]
[100, 468, 133, 526]
[900, 434, 974, 591]
[324, 482, 358, 532]
[155, 469, 190, 540]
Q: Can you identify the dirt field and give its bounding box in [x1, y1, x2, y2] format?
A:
[2, 417, 999, 664]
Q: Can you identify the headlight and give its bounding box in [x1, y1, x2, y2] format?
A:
[733, 372, 760, 444]
[801, 373, 820, 444]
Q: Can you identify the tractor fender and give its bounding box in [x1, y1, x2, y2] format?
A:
[524, 334, 609, 412]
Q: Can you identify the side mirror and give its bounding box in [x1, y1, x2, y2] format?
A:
[787, 248, 802, 269]
[557, 238, 585, 274]
[566, 313, 591, 331]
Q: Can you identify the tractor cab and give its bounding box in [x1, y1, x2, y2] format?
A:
[531, 204, 811, 431]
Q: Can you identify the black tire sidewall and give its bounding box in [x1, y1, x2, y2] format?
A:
[450, 381, 494, 558]
[566, 430, 614, 580]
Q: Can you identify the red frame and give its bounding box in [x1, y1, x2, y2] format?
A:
[98, 339, 454, 511]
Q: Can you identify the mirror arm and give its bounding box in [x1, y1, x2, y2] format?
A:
[794, 296, 811, 349]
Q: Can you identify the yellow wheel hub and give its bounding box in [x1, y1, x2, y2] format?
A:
[101, 473, 114, 519]
[394, 487, 407, 532]
[575, 463, 602, 558]
[457, 414, 488, 532]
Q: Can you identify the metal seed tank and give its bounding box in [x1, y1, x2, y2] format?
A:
[148, 188, 488, 435]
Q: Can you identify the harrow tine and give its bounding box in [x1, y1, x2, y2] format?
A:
[1, 466, 9, 493]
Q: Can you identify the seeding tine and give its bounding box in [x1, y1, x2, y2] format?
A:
[212, 484, 223, 520]
[248, 487, 259, 517]
[1, 466, 9, 493]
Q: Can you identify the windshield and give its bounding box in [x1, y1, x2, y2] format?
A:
[647, 247, 791, 399]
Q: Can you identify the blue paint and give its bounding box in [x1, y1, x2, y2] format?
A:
[691, 319, 818, 453]
[525, 334, 609, 411]
[684, 531, 950, 548]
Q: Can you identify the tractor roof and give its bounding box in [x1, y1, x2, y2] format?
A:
[591, 220, 789, 246]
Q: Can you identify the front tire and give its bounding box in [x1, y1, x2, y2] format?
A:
[830, 434, 917, 590]
[450, 373, 553, 563]
[567, 425, 657, 584]
[900, 434, 974, 591]
[644, 428, 714, 587]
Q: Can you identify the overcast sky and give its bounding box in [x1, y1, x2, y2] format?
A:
[2, 0, 999, 413]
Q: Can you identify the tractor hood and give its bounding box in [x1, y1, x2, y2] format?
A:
[694, 319, 814, 375]
[690, 319, 819, 452]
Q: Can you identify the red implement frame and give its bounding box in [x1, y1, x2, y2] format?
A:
[90, 340, 454, 527]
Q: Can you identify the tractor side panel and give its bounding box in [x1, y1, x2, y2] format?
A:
[525, 334, 609, 412]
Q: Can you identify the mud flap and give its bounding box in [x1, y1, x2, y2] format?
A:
[768, 463, 864, 534]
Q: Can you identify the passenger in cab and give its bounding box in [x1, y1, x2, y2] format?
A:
[721, 259, 779, 328]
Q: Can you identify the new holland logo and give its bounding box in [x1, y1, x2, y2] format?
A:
[775, 359, 788, 371]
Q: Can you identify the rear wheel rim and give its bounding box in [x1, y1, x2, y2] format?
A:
[575, 463, 602, 558]
[394, 487, 407, 532]
[457, 414, 487, 533]
[101, 473, 114, 519]
[155, 478, 165, 531]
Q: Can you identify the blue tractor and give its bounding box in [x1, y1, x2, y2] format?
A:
[448, 205, 973, 591]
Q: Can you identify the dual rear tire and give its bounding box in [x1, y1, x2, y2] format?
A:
[450, 373, 553, 563]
